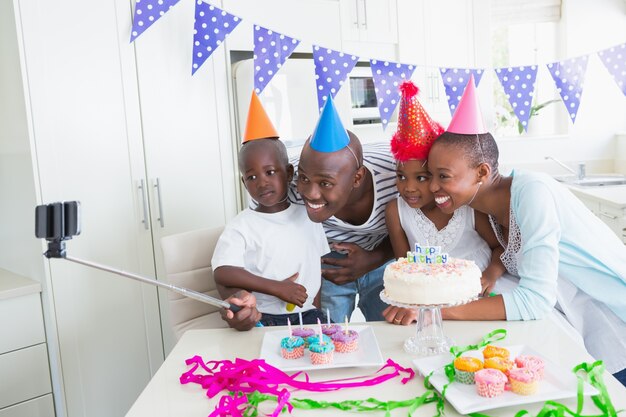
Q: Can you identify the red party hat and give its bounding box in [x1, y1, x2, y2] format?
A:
[390, 81, 444, 161]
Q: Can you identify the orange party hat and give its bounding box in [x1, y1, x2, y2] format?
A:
[390, 81, 444, 161]
[242, 91, 279, 143]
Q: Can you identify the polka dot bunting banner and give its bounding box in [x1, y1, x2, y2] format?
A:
[191, 2, 241, 75]
[597, 43, 626, 97]
[494, 65, 538, 132]
[546, 55, 589, 124]
[253, 26, 300, 95]
[312, 46, 359, 113]
[439, 68, 484, 116]
[369, 60, 416, 130]
[130, 0, 181, 42]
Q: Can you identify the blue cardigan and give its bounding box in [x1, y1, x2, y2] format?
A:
[501, 170, 626, 322]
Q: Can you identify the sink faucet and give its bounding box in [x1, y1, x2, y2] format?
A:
[545, 156, 586, 180]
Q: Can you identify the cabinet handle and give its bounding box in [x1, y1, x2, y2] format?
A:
[434, 72, 440, 100]
[138, 180, 149, 230]
[360, 0, 367, 29]
[154, 178, 165, 228]
[598, 211, 618, 220]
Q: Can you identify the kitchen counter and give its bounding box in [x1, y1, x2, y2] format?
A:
[565, 184, 626, 208]
[0, 268, 41, 300]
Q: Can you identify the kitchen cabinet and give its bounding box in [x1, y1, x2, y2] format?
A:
[397, 0, 489, 123]
[0, 271, 54, 417]
[7, 0, 238, 416]
[339, 0, 398, 61]
[567, 187, 626, 244]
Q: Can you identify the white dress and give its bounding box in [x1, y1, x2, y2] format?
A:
[396, 197, 491, 271]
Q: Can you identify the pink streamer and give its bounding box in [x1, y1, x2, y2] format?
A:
[180, 356, 414, 416]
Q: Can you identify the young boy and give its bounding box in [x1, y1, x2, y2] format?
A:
[212, 92, 329, 326]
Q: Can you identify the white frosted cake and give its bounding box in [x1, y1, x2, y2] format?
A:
[383, 246, 481, 305]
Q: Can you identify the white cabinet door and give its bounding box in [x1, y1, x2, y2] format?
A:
[341, 0, 398, 43]
[133, 0, 237, 353]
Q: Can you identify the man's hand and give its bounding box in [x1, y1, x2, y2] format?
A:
[272, 273, 307, 307]
[220, 290, 262, 331]
[382, 305, 416, 325]
[321, 243, 371, 285]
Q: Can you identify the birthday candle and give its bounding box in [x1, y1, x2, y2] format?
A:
[317, 318, 324, 345]
[287, 317, 292, 338]
[326, 308, 331, 326]
[298, 311, 303, 329]
[344, 315, 349, 335]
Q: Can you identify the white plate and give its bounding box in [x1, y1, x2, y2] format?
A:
[412, 345, 599, 415]
[259, 325, 384, 371]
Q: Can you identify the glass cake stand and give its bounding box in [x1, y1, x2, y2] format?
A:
[380, 291, 478, 356]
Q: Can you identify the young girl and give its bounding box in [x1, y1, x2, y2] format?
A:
[383, 81, 505, 325]
[427, 75, 626, 386]
[212, 92, 330, 326]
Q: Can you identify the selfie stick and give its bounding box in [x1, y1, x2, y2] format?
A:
[35, 201, 241, 313]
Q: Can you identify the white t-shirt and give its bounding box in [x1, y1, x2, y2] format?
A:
[211, 204, 330, 315]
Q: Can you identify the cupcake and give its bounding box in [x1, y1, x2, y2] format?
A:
[280, 336, 305, 359]
[509, 368, 540, 395]
[322, 324, 341, 336]
[483, 345, 510, 360]
[474, 368, 508, 398]
[453, 357, 484, 384]
[331, 330, 359, 353]
[515, 355, 545, 380]
[292, 327, 316, 346]
[484, 357, 514, 375]
[309, 340, 335, 365]
[305, 334, 332, 347]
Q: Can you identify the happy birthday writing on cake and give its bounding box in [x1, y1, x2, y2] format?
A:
[406, 243, 448, 264]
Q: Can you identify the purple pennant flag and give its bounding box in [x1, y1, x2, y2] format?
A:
[369, 60, 416, 129]
[192, 2, 241, 75]
[312, 46, 359, 112]
[130, 0, 181, 42]
[439, 68, 485, 115]
[546, 55, 589, 124]
[253, 26, 300, 94]
[597, 43, 626, 97]
[494, 66, 538, 132]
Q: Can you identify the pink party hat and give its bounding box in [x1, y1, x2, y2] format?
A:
[446, 74, 487, 134]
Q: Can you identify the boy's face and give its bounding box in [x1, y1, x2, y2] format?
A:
[395, 159, 435, 209]
[296, 143, 360, 223]
[240, 142, 293, 214]
[427, 143, 480, 214]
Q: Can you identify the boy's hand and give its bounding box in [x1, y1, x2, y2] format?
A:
[273, 273, 307, 307]
[382, 305, 416, 326]
[221, 290, 261, 331]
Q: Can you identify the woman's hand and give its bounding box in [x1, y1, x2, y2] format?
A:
[382, 305, 417, 325]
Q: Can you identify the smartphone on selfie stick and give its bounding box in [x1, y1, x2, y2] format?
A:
[35, 201, 241, 313]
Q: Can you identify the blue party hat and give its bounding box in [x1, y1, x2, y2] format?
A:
[309, 96, 350, 152]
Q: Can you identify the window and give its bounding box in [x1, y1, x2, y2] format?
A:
[490, 1, 568, 137]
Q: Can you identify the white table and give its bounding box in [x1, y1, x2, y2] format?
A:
[126, 319, 626, 416]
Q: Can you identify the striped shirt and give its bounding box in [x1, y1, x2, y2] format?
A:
[288, 141, 398, 250]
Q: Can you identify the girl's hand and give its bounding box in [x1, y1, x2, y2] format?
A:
[273, 273, 307, 307]
[480, 274, 499, 297]
[382, 305, 417, 325]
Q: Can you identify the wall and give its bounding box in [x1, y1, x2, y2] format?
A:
[497, 0, 626, 173]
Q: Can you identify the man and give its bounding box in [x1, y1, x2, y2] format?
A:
[221, 97, 397, 328]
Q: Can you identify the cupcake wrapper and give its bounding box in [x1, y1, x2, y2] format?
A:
[476, 381, 505, 398]
[510, 379, 539, 395]
[454, 369, 476, 384]
[281, 346, 304, 360]
[310, 351, 334, 365]
[335, 340, 359, 353]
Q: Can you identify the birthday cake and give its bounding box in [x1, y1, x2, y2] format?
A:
[383, 244, 481, 305]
